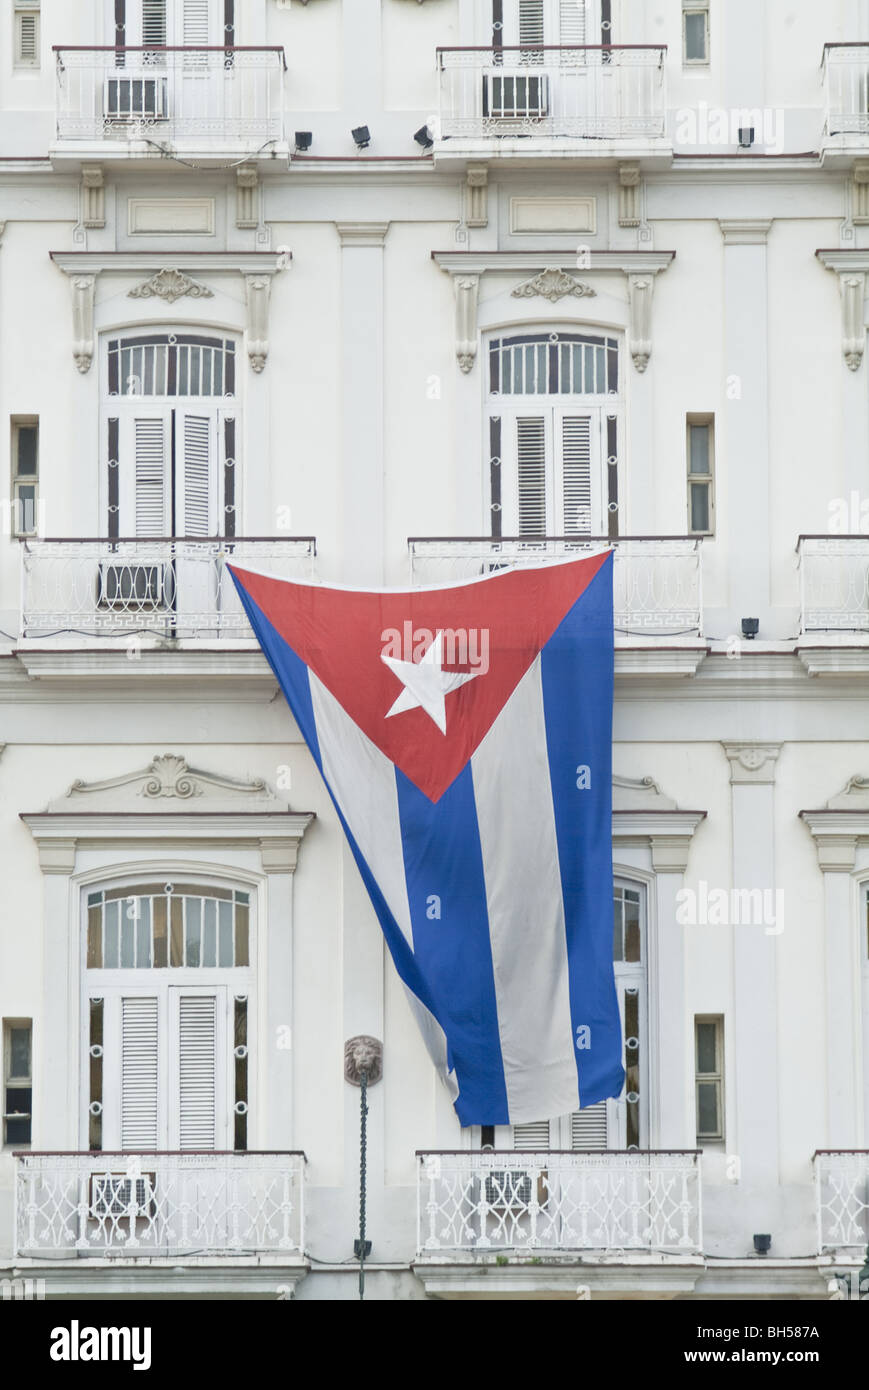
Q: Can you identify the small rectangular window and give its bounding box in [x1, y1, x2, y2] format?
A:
[3, 1020, 32, 1146]
[11, 418, 39, 536]
[14, 4, 40, 70]
[687, 414, 714, 536]
[695, 1016, 724, 1143]
[683, 4, 709, 66]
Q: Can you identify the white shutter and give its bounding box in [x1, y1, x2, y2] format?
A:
[517, 0, 545, 46]
[559, 0, 587, 45]
[121, 996, 159, 1149]
[182, 0, 211, 46]
[133, 416, 169, 536]
[141, 0, 167, 46]
[559, 414, 593, 535]
[178, 994, 217, 1150]
[178, 412, 214, 536]
[516, 416, 548, 535]
[513, 1119, 552, 1150]
[15, 13, 39, 65]
[570, 1102, 609, 1150]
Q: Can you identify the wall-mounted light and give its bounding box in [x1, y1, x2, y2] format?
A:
[753, 1233, 771, 1255]
[351, 126, 371, 150]
[413, 125, 433, 149]
[741, 618, 759, 640]
[294, 131, 312, 152]
[738, 127, 755, 148]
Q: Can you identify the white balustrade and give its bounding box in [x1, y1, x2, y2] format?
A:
[814, 1151, 869, 1253]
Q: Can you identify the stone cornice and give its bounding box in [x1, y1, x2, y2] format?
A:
[431, 250, 676, 275]
[816, 248, 869, 274]
[50, 251, 287, 275]
[718, 219, 773, 245]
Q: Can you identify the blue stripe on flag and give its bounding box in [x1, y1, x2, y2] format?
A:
[395, 765, 510, 1126]
[540, 554, 625, 1108]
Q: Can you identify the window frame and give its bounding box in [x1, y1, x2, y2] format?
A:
[687, 413, 715, 537]
[11, 416, 39, 538]
[682, 3, 710, 67]
[695, 1014, 725, 1144]
[3, 1019, 33, 1148]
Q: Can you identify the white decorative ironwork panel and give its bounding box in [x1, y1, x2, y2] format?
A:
[798, 538, 869, 633]
[814, 1152, 869, 1253]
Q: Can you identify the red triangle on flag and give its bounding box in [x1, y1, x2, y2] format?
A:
[230, 552, 609, 802]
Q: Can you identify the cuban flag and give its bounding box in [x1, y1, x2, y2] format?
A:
[229, 551, 623, 1127]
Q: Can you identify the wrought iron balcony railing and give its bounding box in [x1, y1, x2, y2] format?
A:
[814, 1151, 869, 1253]
[797, 536, 869, 634]
[53, 46, 286, 147]
[15, 1151, 306, 1258]
[20, 537, 316, 642]
[436, 45, 667, 143]
[416, 1150, 702, 1255]
[408, 537, 703, 638]
[823, 44, 869, 136]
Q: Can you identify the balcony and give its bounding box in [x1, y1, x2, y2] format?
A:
[822, 43, 869, 151]
[435, 46, 669, 163]
[52, 46, 286, 159]
[814, 1151, 869, 1254]
[14, 1151, 305, 1259]
[416, 1150, 702, 1256]
[798, 536, 869, 638]
[409, 537, 703, 640]
[20, 537, 316, 644]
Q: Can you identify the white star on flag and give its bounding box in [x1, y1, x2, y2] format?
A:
[382, 630, 481, 734]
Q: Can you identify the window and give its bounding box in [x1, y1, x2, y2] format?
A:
[695, 1016, 724, 1142]
[683, 3, 709, 65]
[496, 1, 600, 49]
[11, 417, 39, 537]
[3, 1020, 32, 1146]
[13, 3, 40, 70]
[83, 881, 252, 1152]
[113, 0, 234, 47]
[687, 414, 714, 535]
[104, 333, 238, 539]
[491, 880, 647, 1151]
[487, 332, 620, 539]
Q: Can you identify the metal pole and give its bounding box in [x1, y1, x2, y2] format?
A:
[358, 1067, 368, 1301]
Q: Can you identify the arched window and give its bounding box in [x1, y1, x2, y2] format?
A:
[83, 880, 253, 1153]
[490, 878, 648, 1151]
[486, 330, 620, 539]
[104, 332, 239, 540]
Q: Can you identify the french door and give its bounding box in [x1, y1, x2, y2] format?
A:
[497, 408, 605, 537]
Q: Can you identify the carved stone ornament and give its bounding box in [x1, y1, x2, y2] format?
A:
[511, 267, 597, 304]
[722, 743, 782, 784]
[344, 1036, 383, 1086]
[66, 753, 268, 803]
[128, 267, 214, 305]
[454, 274, 480, 373]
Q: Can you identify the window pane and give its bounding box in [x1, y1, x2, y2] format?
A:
[613, 899, 623, 961]
[690, 482, 710, 532]
[16, 485, 36, 533]
[624, 897, 641, 962]
[697, 1022, 718, 1074]
[697, 1080, 720, 1135]
[9, 1027, 30, 1079]
[153, 896, 168, 968]
[120, 905, 136, 968]
[688, 424, 709, 474]
[218, 901, 233, 966]
[136, 898, 152, 968]
[104, 900, 119, 969]
[203, 899, 217, 967]
[5, 1088, 32, 1145]
[235, 903, 249, 968]
[15, 427, 38, 476]
[185, 897, 202, 968]
[170, 896, 184, 967]
[685, 11, 707, 61]
[87, 905, 103, 968]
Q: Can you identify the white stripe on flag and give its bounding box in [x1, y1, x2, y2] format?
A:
[308, 672, 457, 1100]
[471, 656, 580, 1124]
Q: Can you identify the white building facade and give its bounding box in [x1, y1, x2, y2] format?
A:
[1, 0, 868, 1300]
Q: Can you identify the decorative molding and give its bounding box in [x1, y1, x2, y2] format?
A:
[51, 252, 287, 275]
[63, 754, 267, 805]
[70, 274, 95, 374]
[336, 222, 389, 247]
[245, 275, 272, 372]
[628, 274, 653, 373]
[465, 164, 488, 229]
[722, 742, 782, 785]
[344, 1036, 383, 1087]
[612, 774, 677, 812]
[511, 267, 597, 304]
[816, 252, 868, 371]
[718, 219, 773, 245]
[510, 196, 596, 236]
[798, 776, 869, 868]
[236, 165, 259, 230]
[81, 164, 105, 229]
[612, 773, 705, 872]
[454, 274, 479, 373]
[618, 162, 642, 228]
[128, 267, 214, 305]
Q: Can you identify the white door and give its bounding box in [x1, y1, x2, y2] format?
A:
[499, 408, 604, 537]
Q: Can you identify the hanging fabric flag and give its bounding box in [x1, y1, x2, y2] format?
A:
[229, 552, 623, 1126]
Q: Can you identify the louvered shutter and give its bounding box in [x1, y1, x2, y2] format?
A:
[182, 0, 211, 46]
[516, 416, 548, 535]
[141, 0, 167, 45]
[559, 0, 587, 44]
[121, 996, 159, 1149]
[178, 994, 217, 1150]
[15, 12, 39, 66]
[131, 415, 169, 537]
[513, 1119, 552, 1149]
[177, 412, 214, 536]
[518, 0, 545, 46]
[559, 414, 594, 535]
[570, 1102, 609, 1149]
